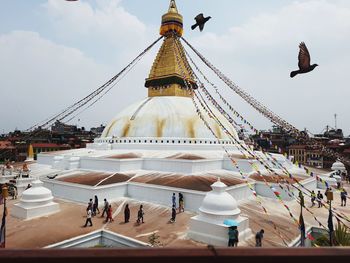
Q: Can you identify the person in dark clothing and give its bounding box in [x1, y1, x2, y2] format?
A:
[101, 198, 109, 217]
[228, 226, 239, 247]
[124, 204, 130, 223]
[310, 190, 316, 207]
[137, 205, 144, 224]
[341, 189, 347, 206]
[255, 229, 264, 247]
[317, 191, 323, 208]
[93, 195, 100, 216]
[172, 193, 176, 208]
[84, 209, 93, 227]
[87, 198, 93, 212]
[178, 193, 184, 213]
[170, 205, 176, 223]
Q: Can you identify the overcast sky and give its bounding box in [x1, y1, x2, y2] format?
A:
[0, 0, 349, 136]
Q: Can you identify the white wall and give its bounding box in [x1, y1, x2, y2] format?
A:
[43, 177, 253, 212]
[127, 182, 206, 211]
[80, 157, 143, 173]
[254, 178, 317, 201]
[45, 230, 148, 248]
[142, 158, 222, 174]
[37, 154, 55, 165]
[43, 179, 127, 203]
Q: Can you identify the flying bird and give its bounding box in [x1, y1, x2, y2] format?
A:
[191, 13, 211, 32]
[290, 42, 318, 78]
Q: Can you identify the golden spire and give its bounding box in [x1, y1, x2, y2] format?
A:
[168, 0, 178, 13]
[160, 0, 183, 37]
[145, 0, 196, 97]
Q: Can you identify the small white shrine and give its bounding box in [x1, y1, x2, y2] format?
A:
[188, 179, 251, 246]
[11, 179, 60, 220]
[331, 160, 347, 175]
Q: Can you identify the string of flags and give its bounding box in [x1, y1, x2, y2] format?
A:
[173, 38, 291, 246]
[174, 37, 342, 243]
[193, 88, 302, 229]
[189, 58, 344, 238]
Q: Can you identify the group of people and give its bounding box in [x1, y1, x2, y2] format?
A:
[170, 193, 185, 223]
[83, 195, 145, 227]
[228, 227, 264, 247]
[84, 196, 114, 227]
[310, 188, 347, 208]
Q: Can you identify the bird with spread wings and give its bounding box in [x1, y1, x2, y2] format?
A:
[290, 42, 318, 78]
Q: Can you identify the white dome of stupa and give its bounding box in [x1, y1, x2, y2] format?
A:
[101, 96, 239, 141]
[12, 179, 60, 220]
[199, 179, 240, 216]
[20, 180, 54, 206]
[331, 161, 346, 171]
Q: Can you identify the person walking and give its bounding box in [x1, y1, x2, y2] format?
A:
[93, 195, 100, 216]
[228, 226, 239, 247]
[170, 205, 176, 223]
[317, 191, 323, 208]
[101, 198, 109, 217]
[124, 204, 130, 223]
[137, 205, 144, 224]
[178, 192, 184, 213]
[341, 189, 347, 206]
[255, 229, 264, 247]
[310, 190, 316, 207]
[84, 208, 93, 227]
[105, 205, 114, 223]
[172, 193, 176, 208]
[87, 198, 93, 212]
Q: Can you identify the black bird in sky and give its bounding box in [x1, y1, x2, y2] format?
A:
[191, 13, 211, 32]
[290, 42, 318, 78]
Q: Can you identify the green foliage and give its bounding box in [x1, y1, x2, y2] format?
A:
[334, 224, 350, 246]
[148, 232, 162, 247]
[314, 224, 350, 247]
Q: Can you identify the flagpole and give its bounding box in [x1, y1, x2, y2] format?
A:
[299, 191, 305, 247]
[329, 200, 332, 247]
[1, 185, 8, 249]
[3, 198, 5, 248]
[326, 190, 334, 247]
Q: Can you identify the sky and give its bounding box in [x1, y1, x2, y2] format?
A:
[0, 0, 349, 136]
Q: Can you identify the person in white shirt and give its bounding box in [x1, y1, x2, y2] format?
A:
[84, 209, 93, 227]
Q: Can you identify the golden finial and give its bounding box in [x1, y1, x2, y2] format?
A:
[160, 0, 183, 36]
[168, 0, 178, 13]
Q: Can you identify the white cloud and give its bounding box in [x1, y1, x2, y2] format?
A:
[42, 0, 154, 61]
[0, 31, 109, 131]
[1, 0, 349, 135]
[187, 0, 350, 134]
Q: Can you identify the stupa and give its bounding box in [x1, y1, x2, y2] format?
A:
[188, 179, 251, 246]
[11, 179, 60, 220]
[34, 0, 310, 219]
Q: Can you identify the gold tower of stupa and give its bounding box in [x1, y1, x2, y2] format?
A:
[145, 0, 197, 97]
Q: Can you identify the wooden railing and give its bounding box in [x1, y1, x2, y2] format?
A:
[0, 248, 349, 263]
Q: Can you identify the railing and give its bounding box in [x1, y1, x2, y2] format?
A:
[0, 248, 349, 263]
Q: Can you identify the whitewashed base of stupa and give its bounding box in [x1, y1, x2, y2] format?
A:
[11, 201, 60, 220]
[188, 215, 251, 247]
